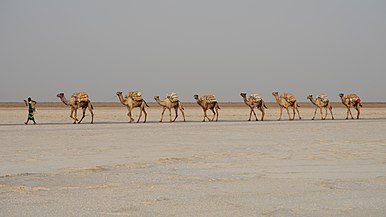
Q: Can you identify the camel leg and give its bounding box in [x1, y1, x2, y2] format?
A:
[324, 107, 328, 120]
[252, 108, 258, 121]
[203, 109, 209, 122]
[348, 107, 354, 119]
[69, 107, 79, 122]
[278, 107, 283, 121]
[329, 105, 334, 120]
[127, 108, 133, 123]
[143, 108, 147, 123]
[137, 107, 143, 123]
[172, 107, 178, 122]
[259, 107, 265, 121]
[295, 106, 301, 120]
[168, 108, 172, 122]
[180, 107, 186, 122]
[345, 107, 349, 119]
[312, 107, 317, 120]
[69, 108, 76, 123]
[73, 109, 78, 124]
[78, 107, 87, 124]
[89, 104, 94, 124]
[320, 107, 324, 120]
[286, 108, 291, 120]
[291, 107, 296, 120]
[215, 107, 219, 122]
[248, 109, 252, 121]
[177, 102, 185, 122]
[211, 108, 216, 121]
[160, 107, 166, 122]
[356, 106, 360, 119]
[136, 107, 147, 123]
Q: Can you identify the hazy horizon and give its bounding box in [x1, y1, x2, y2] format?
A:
[1, 0, 386, 102]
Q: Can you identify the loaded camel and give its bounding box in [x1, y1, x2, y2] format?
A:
[240, 92, 267, 121]
[272, 92, 301, 120]
[194, 95, 221, 122]
[56, 92, 94, 124]
[116, 91, 149, 123]
[339, 93, 362, 119]
[154, 93, 185, 122]
[307, 94, 334, 120]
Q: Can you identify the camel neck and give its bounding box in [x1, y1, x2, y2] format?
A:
[117, 95, 126, 105]
[60, 97, 69, 106]
[309, 98, 317, 106]
[196, 99, 204, 106]
[155, 98, 166, 106]
[242, 96, 248, 105]
[274, 95, 280, 105]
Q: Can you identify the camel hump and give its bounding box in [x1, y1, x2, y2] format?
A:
[250, 94, 262, 102]
[72, 92, 89, 102]
[201, 95, 217, 102]
[281, 92, 296, 103]
[166, 92, 179, 102]
[126, 91, 143, 101]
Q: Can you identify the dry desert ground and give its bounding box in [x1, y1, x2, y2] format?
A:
[1, 103, 386, 216]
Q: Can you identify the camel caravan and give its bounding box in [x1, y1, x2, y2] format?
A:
[27, 91, 363, 124]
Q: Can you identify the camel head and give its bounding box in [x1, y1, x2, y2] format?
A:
[116, 91, 123, 96]
[338, 93, 344, 98]
[154, 96, 160, 100]
[307, 95, 313, 100]
[240, 92, 247, 97]
[56, 93, 64, 98]
[272, 92, 279, 97]
[193, 95, 199, 100]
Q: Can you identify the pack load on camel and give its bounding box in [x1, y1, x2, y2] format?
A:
[250, 94, 262, 103]
[317, 94, 329, 103]
[200, 95, 217, 103]
[126, 91, 143, 101]
[71, 92, 89, 103]
[166, 92, 179, 102]
[281, 92, 296, 104]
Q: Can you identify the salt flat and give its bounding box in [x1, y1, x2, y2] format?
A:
[0, 107, 386, 216]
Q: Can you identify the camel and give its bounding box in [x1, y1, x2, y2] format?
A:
[154, 94, 186, 122]
[240, 93, 267, 121]
[56, 92, 94, 124]
[116, 91, 149, 123]
[194, 95, 221, 122]
[339, 93, 362, 119]
[307, 94, 334, 120]
[272, 92, 301, 120]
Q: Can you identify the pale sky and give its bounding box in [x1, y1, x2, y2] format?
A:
[1, 0, 385, 102]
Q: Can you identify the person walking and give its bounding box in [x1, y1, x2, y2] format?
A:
[24, 97, 37, 125]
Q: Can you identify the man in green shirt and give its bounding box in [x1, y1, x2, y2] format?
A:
[24, 97, 37, 125]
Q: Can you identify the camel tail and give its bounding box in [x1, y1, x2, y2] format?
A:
[217, 104, 221, 110]
[263, 102, 268, 109]
[178, 101, 184, 110]
[144, 100, 150, 107]
[297, 102, 300, 108]
[86, 100, 93, 109]
[360, 103, 363, 107]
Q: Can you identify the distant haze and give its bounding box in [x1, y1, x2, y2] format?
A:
[1, 0, 385, 102]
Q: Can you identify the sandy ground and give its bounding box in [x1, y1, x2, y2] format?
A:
[1, 106, 386, 216]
